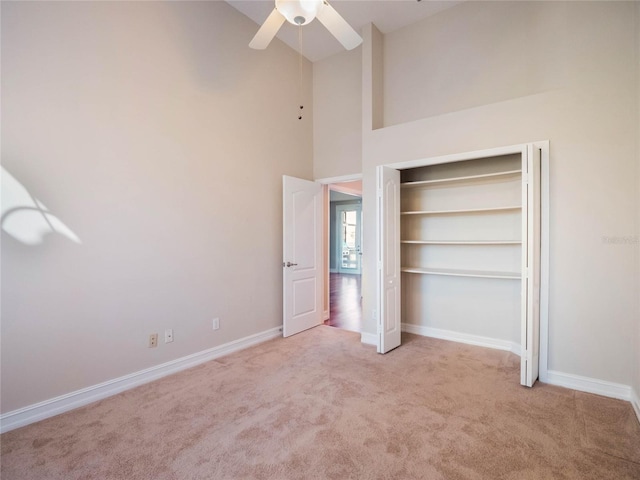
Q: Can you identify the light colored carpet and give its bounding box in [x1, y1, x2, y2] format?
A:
[1, 326, 639, 479]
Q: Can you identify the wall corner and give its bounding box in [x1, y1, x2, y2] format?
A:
[362, 23, 384, 134]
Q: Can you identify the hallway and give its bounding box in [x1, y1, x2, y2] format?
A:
[324, 273, 362, 333]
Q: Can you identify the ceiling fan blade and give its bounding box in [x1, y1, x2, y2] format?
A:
[316, 1, 362, 51]
[249, 8, 286, 50]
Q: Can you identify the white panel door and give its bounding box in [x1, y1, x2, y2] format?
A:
[377, 166, 401, 353]
[283, 176, 323, 337]
[521, 146, 542, 386]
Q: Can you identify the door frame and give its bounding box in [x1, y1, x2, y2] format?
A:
[377, 142, 550, 382]
[316, 174, 364, 322]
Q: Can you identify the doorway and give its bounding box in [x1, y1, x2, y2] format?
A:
[324, 182, 362, 333]
[335, 203, 362, 274]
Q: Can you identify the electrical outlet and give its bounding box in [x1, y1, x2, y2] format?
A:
[212, 318, 220, 330]
[165, 329, 174, 344]
[149, 333, 158, 348]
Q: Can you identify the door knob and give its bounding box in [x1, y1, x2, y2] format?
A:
[285, 261, 298, 267]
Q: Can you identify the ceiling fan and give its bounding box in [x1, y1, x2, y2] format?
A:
[249, 0, 363, 51]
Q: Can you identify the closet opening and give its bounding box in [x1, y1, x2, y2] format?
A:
[376, 142, 548, 387]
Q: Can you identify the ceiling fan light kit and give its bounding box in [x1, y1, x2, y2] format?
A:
[276, 0, 323, 26]
[249, 0, 363, 51]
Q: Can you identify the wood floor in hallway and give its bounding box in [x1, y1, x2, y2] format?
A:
[324, 273, 362, 333]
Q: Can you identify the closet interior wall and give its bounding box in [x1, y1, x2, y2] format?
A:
[400, 153, 523, 351]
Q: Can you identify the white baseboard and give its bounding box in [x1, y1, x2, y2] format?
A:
[0, 327, 282, 434]
[632, 388, 640, 425]
[360, 325, 638, 421]
[545, 370, 631, 401]
[360, 332, 377, 346]
[402, 323, 522, 356]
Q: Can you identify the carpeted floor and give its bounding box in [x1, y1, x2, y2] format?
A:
[1, 326, 639, 479]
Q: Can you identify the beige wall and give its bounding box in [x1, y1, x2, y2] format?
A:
[1, 1, 313, 413]
[313, 47, 362, 180]
[635, 1, 640, 406]
[383, 1, 567, 127]
[357, 1, 639, 385]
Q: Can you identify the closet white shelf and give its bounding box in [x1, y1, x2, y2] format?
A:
[401, 169, 522, 188]
[401, 240, 521, 245]
[401, 267, 521, 280]
[401, 206, 521, 216]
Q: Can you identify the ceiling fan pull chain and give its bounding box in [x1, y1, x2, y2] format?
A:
[298, 24, 304, 120]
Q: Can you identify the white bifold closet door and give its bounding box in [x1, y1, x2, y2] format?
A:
[521, 145, 541, 387]
[377, 166, 401, 353]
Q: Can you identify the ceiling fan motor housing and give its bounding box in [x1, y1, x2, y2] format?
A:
[275, 0, 324, 26]
[249, 0, 362, 52]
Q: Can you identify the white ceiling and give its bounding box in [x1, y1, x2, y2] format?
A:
[226, 0, 461, 62]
